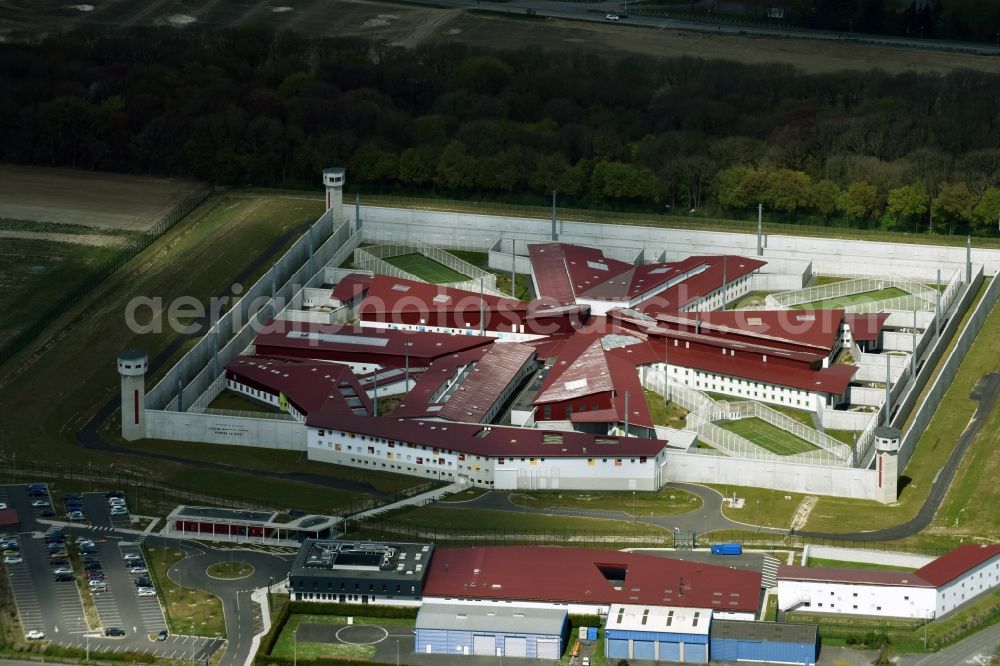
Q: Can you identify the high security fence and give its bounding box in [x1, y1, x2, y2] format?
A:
[0, 184, 213, 367]
[353, 240, 499, 292]
[765, 276, 944, 312]
[147, 207, 347, 411]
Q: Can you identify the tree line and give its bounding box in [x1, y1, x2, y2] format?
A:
[2, 27, 1000, 235]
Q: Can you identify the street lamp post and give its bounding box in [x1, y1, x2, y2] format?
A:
[396, 639, 400, 666]
[293, 626, 297, 666]
[632, 491, 636, 523]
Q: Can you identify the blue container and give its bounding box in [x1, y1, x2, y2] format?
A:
[587, 627, 598, 641]
[711, 543, 743, 556]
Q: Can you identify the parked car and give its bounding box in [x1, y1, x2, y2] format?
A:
[136, 587, 156, 597]
[110, 506, 128, 516]
[156, 630, 168, 641]
[134, 576, 152, 587]
[31, 499, 50, 508]
[104, 627, 125, 637]
[67, 511, 86, 521]
[107, 497, 126, 507]
[52, 567, 72, 575]
[0, 502, 7, 510]
[123, 552, 142, 561]
[4, 555, 22, 564]
[40, 509, 55, 518]
[88, 579, 106, 588]
[27, 483, 47, 493]
[605, 13, 620, 20]
[53, 572, 74, 582]
[44, 532, 64, 543]
[127, 566, 148, 575]
[2, 542, 20, 551]
[25, 630, 45, 640]
[80, 544, 97, 554]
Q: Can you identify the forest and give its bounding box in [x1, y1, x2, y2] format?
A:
[2, 27, 1000, 236]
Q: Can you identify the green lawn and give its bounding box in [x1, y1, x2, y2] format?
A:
[806, 557, 914, 572]
[383, 506, 655, 534]
[450, 249, 535, 300]
[144, 545, 226, 637]
[804, 282, 1000, 538]
[710, 485, 806, 529]
[207, 390, 281, 413]
[793, 287, 908, 310]
[508, 488, 701, 516]
[270, 614, 414, 661]
[811, 275, 850, 286]
[0, 237, 122, 347]
[644, 389, 689, 429]
[731, 290, 774, 309]
[719, 417, 819, 456]
[382, 252, 468, 283]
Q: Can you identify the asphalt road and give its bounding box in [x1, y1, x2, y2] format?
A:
[145, 535, 292, 666]
[440, 483, 784, 537]
[73, 220, 388, 500]
[797, 370, 1000, 542]
[418, 0, 1000, 55]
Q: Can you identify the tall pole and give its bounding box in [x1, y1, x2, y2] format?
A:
[756, 204, 763, 256]
[884, 354, 892, 426]
[936, 269, 942, 337]
[293, 627, 297, 666]
[721, 256, 728, 310]
[511, 237, 516, 298]
[404, 342, 410, 391]
[967, 235, 972, 283]
[373, 369, 379, 417]
[624, 390, 630, 437]
[479, 277, 485, 335]
[551, 190, 558, 241]
[911, 308, 917, 377]
[354, 193, 360, 232]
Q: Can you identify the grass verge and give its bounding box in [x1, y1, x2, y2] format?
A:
[508, 488, 701, 516]
[144, 545, 226, 637]
[644, 389, 688, 429]
[720, 417, 818, 456]
[382, 252, 468, 283]
[806, 557, 914, 571]
[271, 615, 416, 661]
[710, 485, 806, 529]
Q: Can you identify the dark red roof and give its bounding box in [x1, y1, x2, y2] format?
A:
[844, 313, 890, 342]
[914, 544, 1000, 587]
[360, 275, 527, 318]
[253, 320, 493, 363]
[393, 343, 537, 422]
[656, 309, 843, 352]
[0, 508, 18, 528]
[528, 243, 579, 305]
[331, 273, 372, 302]
[636, 256, 766, 313]
[304, 413, 666, 458]
[424, 547, 762, 612]
[778, 565, 932, 588]
[225, 355, 371, 419]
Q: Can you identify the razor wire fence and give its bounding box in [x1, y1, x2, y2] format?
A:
[719, 400, 853, 461]
[0, 184, 214, 368]
[354, 240, 497, 290]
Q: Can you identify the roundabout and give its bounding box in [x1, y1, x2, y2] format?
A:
[206, 561, 255, 580]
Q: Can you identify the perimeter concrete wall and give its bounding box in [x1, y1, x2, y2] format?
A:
[346, 205, 1000, 278]
[662, 450, 883, 501]
[145, 410, 306, 450]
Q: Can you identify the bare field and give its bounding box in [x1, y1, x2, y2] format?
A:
[0, 164, 202, 232]
[1, 1, 998, 74]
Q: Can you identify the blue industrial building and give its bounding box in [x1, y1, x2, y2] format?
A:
[605, 604, 711, 663]
[414, 602, 568, 659]
[710, 619, 819, 665]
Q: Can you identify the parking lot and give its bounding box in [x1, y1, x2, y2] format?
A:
[80, 491, 131, 530]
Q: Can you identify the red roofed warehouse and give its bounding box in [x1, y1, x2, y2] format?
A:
[423, 546, 762, 620]
[778, 544, 1000, 619]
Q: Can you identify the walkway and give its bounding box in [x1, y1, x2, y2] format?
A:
[348, 481, 468, 521]
[435, 483, 785, 537]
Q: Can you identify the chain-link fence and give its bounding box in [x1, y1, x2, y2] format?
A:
[766, 276, 939, 311]
[0, 184, 214, 367]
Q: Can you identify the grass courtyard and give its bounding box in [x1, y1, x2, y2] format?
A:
[270, 614, 416, 661]
[508, 488, 701, 516]
[793, 287, 907, 310]
[644, 389, 689, 429]
[144, 545, 226, 637]
[382, 252, 468, 283]
[719, 417, 819, 456]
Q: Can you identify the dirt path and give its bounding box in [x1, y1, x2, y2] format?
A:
[391, 7, 463, 49]
[0, 230, 130, 247]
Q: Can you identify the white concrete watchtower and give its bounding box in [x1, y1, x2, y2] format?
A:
[874, 425, 901, 504]
[322, 167, 346, 212]
[117, 348, 148, 441]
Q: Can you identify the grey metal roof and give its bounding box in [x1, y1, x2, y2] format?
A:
[416, 603, 567, 635]
[291, 540, 433, 582]
[710, 619, 817, 644]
